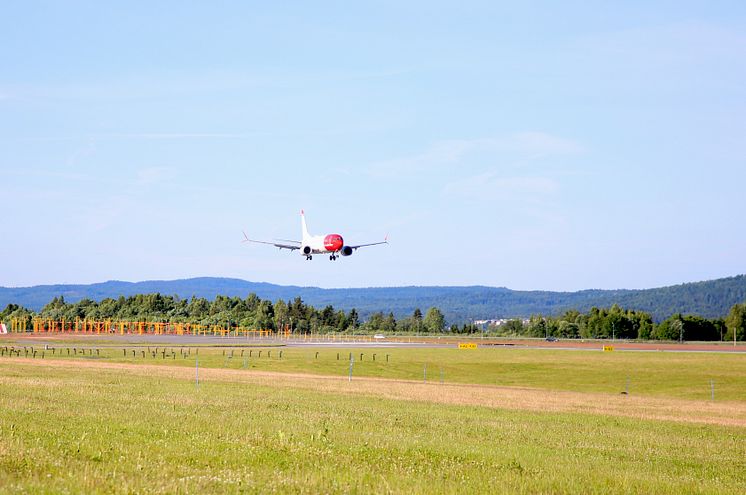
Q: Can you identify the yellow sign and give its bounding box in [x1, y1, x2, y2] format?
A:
[603, 345, 615, 352]
[458, 343, 478, 349]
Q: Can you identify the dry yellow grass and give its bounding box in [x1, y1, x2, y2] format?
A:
[6, 357, 745, 428]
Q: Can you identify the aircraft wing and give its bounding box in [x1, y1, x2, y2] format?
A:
[243, 231, 301, 251]
[348, 236, 389, 251]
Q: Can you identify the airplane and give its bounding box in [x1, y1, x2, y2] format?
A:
[243, 210, 388, 261]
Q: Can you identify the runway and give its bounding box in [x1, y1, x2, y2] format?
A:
[3, 333, 744, 353]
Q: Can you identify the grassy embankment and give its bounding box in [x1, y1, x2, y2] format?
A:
[0, 343, 744, 493]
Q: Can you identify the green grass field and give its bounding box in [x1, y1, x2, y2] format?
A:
[5, 342, 745, 401]
[0, 341, 744, 493]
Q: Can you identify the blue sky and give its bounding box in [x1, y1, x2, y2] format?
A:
[1, 1, 745, 291]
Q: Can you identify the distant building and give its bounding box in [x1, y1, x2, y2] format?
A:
[474, 318, 530, 329]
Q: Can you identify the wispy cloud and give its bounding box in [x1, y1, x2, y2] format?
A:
[10, 132, 269, 143]
[552, 21, 746, 97]
[574, 21, 746, 66]
[81, 194, 131, 232]
[368, 132, 584, 178]
[65, 139, 97, 166]
[444, 173, 559, 201]
[11, 65, 425, 103]
[494, 132, 585, 156]
[96, 132, 264, 140]
[136, 166, 176, 185]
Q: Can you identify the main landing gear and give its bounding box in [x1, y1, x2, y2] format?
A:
[305, 255, 312, 260]
[329, 254, 338, 260]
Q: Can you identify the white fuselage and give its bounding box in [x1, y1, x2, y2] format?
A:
[300, 212, 344, 256]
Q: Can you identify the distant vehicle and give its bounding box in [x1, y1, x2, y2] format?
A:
[374, 334, 386, 339]
[545, 336, 558, 342]
[243, 210, 387, 261]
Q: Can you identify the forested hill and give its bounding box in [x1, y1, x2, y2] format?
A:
[1, 275, 745, 322]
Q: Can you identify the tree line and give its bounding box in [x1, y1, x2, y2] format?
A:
[490, 303, 745, 342]
[0, 293, 448, 334]
[1, 294, 744, 340]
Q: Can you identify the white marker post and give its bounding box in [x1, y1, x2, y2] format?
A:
[348, 356, 354, 382]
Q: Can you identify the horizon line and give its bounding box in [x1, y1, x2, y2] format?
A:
[2, 273, 744, 294]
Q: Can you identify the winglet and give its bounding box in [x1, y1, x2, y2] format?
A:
[384, 233, 389, 243]
[242, 230, 250, 243]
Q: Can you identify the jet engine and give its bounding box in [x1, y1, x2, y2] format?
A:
[303, 246, 312, 255]
[340, 246, 353, 256]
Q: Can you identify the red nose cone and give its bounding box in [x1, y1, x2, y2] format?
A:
[324, 234, 344, 252]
